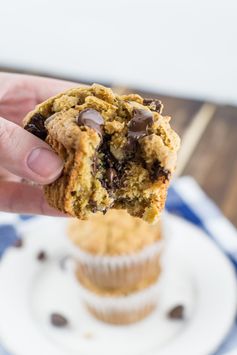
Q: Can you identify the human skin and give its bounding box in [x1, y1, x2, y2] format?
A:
[0, 72, 78, 215]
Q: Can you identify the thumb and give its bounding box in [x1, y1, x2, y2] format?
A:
[0, 117, 63, 184]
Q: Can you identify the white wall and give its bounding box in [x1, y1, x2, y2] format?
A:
[0, 0, 236, 104]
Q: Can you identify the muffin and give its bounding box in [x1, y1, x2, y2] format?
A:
[77, 272, 161, 325]
[67, 209, 163, 290]
[23, 84, 180, 223]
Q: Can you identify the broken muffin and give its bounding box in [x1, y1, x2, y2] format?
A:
[23, 84, 180, 223]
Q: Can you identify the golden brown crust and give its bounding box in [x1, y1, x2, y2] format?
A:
[67, 210, 162, 255]
[23, 84, 180, 222]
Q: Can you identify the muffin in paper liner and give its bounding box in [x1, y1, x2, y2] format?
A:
[66, 210, 164, 290]
[66, 238, 163, 290]
[76, 274, 162, 325]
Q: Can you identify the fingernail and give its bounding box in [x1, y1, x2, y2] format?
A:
[27, 148, 63, 181]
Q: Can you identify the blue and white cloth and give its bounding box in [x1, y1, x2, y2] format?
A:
[166, 177, 237, 355]
[0, 176, 236, 355]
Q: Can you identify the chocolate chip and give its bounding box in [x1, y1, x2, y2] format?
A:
[98, 135, 123, 191]
[77, 109, 104, 136]
[143, 98, 163, 113]
[167, 305, 184, 319]
[50, 313, 68, 327]
[126, 137, 138, 155]
[25, 113, 47, 140]
[13, 239, 23, 248]
[128, 109, 154, 140]
[102, 207, 109, 215]
[89, 199, 98, 213]
[105, 168, 118, 188]
[149, 160, 170, 182]
[37, 250, 47, 261]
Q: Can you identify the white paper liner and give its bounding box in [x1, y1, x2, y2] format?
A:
[77, 274, 162, 314]
[66, 238, 164, 289]
[66, 238, 163, 266]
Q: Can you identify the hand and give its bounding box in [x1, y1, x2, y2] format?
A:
[0, 72, 78, 216]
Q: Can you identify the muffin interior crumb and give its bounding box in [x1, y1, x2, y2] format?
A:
[24, 84, 180, 222]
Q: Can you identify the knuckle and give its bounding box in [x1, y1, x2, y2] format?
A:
[0, 118, 19, 152]
[0, 118, 9, 145]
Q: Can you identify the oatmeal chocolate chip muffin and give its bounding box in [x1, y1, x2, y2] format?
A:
[67, 210, 163, 290]
[68, 209, 162, 256]
[23, 84, 180, 223]
[77, 269, 161, 325]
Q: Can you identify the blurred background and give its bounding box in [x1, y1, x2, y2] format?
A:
[1, 0, 236, 226]
[0, 1, 237, 355]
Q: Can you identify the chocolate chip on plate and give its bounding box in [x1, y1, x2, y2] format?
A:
[50, 313, 69, 327]
[13, 239, 23, 248]
[167, 305, 184, 320]
[36, 250, 47, 261]
[77, 109, 104, 136]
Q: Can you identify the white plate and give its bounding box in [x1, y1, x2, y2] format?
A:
[0, 214, 236, 355]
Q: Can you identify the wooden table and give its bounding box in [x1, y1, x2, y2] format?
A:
[1, 68, 237, 227]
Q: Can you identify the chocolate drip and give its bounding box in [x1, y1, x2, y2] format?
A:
[77, 109, 104, 136]
[128, 109, 154, 140]
[150, 160, 170, 182]
[25, 113, 47, 140]
[99, 136, 124, 191]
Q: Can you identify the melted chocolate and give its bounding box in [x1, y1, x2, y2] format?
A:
[89, 199, 98, 213]
[77, 109, 104, 136]
[143, 98, 163, 113]
[105, 168, 118, 188]
[25, 113, 47, 140]
[128, 109, 154, 140]
[99, 135, 123, 191]
[150, 160, 170, 182]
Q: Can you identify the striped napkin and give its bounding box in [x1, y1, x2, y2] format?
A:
[166, 176, 237, 355]
[0, 176, 236, 355]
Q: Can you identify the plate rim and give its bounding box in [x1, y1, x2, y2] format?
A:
[0, 213, 236, 355]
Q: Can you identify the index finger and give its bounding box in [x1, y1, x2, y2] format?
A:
[0, 72, 80, 124]
[0, 181, 66, 216]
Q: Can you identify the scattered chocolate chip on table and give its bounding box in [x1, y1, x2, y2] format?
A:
[36, 250, 47, 261]
[13, 239, 23, 248]
[167, 305, 185, 320]
[50, 313, 69, 327]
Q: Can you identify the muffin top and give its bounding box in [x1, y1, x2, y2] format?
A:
[67, 209, 162, 256]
